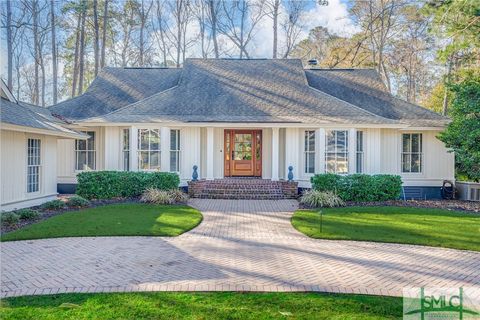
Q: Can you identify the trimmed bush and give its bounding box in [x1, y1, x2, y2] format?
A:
[300, 190, 345, 208]
[310, 174, 402, 202]
[40, 199, 66, 210]
[141, 188, 175, 204]
[16, 208, 40, 220]
[1, 212, 20, 226]
[66, 195, 90, 208]
[76, 171, 180, 200]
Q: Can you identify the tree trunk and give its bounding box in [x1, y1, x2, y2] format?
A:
[209, 0, 219, 58]
[72, 12, 81, 97]
[78, 3, 86, 95]
[272, 0, 279, 59]
[176, 1, 182, 67]
[442, 56, 453, 116]
[39, 47, 46, 107]
[101, 0, 108, 68]
[93, 0, 99, 75]
[33, 0, 39, 105]
[6, 0, 13, 90]
[50, 0, 58, 104]
[239, 1, 245, 59]
[156, 0, 168, 66]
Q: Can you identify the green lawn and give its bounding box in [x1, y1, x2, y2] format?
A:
[0, 292, 402, 320]
[1, 204, 202, 241]
[292, 206, 480, 251]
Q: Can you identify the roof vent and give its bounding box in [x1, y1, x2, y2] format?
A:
[307, 59, 318, 66]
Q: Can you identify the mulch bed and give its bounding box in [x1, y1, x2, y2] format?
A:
[1, 197, 140, 234]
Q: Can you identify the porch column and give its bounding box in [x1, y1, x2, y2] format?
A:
[206, 127, 214, 180]
[271, 127, 279, 181]
[161, 127, 170, 172]
[348, 128, 357, 174]
[129, 126, 138, 171]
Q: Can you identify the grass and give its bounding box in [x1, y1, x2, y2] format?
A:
[1, 204, 202, 241]
[0, 292, 402, 320]
[292, 206, 480, 251]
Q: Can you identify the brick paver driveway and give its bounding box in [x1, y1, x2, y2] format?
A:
[1, 199, 479, 298]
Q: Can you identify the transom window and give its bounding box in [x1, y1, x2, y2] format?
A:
[325, 130, 349, 174]
[138, 129, 161, 170]
[402, 133, 422, 173]
[304, 130, 315, 174]
[170, 129, 180, 172]
[27, 138, 41, 193]
[356, 131, 364, 173]
[75, 131, 96, 170]
[122, 129, 130, 171]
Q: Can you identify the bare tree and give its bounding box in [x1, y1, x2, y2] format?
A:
[50, 0, 57, 103]
[93, 0, 99, 75]
[154, 0, 169, 66]
[218, 0, 266, 59]
[5, 0, 13, 90]
[136, 0, 153, 66]
[71, 10, 81, 97]
[101, 0, 108, 68]
[281, 0, 306, 58]
[78, 0, 87, 94]
[207, 0, 220, 58]
[264, 0, 280, 58]
[167, 0, 194, 67]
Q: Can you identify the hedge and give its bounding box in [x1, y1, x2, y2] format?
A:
[76, 171, 180, 200]
[310, 173, 402, 201]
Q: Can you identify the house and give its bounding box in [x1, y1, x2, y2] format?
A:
[6, 58, 454, 203]
[0, 80, 88, 211]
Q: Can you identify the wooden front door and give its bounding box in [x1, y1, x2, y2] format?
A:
[224, 130, 262, 177]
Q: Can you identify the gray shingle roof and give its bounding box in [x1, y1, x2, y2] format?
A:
[86, 59, 395, 125]
[49, 67, 182, 120]
[305, 69, 449, 126]
[1, 97, 88, 138]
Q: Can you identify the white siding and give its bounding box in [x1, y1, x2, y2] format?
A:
[1, 130, 58, 211]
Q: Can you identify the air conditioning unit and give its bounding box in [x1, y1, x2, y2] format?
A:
[456, 181, 480, 201]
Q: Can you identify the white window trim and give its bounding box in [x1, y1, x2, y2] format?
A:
[356, 130, 364, 173]
[121, 128, 130, 171]
[325, 129, 350, 174]
[170, 129, 181, 173]
[401, 132, 424, 175]
[74, 130, 96, 172]
[26, 137, 42, 195]
[137, 128, 161, 171]
[303, 130, 316, 175]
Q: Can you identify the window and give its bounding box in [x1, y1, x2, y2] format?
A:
[304, 130, 315, 174]
[170, 129, 180, 172]
[75, 131, 96, 170]
[122, 129, 130, 171]
[138, 129, 160, 170]
[356, 131, 364, 173]
[325, 130, 349, 174]
[27, 139, 41, 193]
[402, 133, 422, 173]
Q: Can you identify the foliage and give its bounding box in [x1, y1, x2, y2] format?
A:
[66, 195, 90, 208]
[310, 174, 402, 202]
[292, 206, 480, 251]
[140, 188, 175, 205]
[1, 212, 20, 226]
[76, 171, 180, 200]
[168, 189, 189, 204]
[300, 190, 345, 208]
[438, 75, 480, 181]
[0, 292, 403, 320]
[1, 204, 202, 241]
[40, 199, 66, 210]
[15, 209, 40, 220]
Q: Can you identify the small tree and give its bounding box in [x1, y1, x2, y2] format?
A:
[438, 74, 480, 182]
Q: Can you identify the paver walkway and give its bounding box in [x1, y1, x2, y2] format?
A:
[1, 199, 479, 298]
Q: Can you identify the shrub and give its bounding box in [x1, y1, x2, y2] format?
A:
[141, 188, 175, 204]
[66, 195, 90, 208]
[40, 199, 66, 210]
[310, 174, 402, 202]
[1, 212, 20, 226]
[300, 190, 345, 208]
[169, 189, 189, 203]
[76, 171, 180, 200]
[16, 208, 40, 220]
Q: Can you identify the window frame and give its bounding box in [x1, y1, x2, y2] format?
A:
[137, 128, 161, 171]
[122, 128, 130, 171]
[304, 130, 315, 174]
[401, 133, 423, 174]
[325, 129, 349, 174]
[170, 129, 181, 173]
[26, 138, 41, 194]
[356, 130, 364, 173]
[75, 131, 96, 171]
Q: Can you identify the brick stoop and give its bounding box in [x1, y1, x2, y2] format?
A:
[188, 178, 298, 200]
